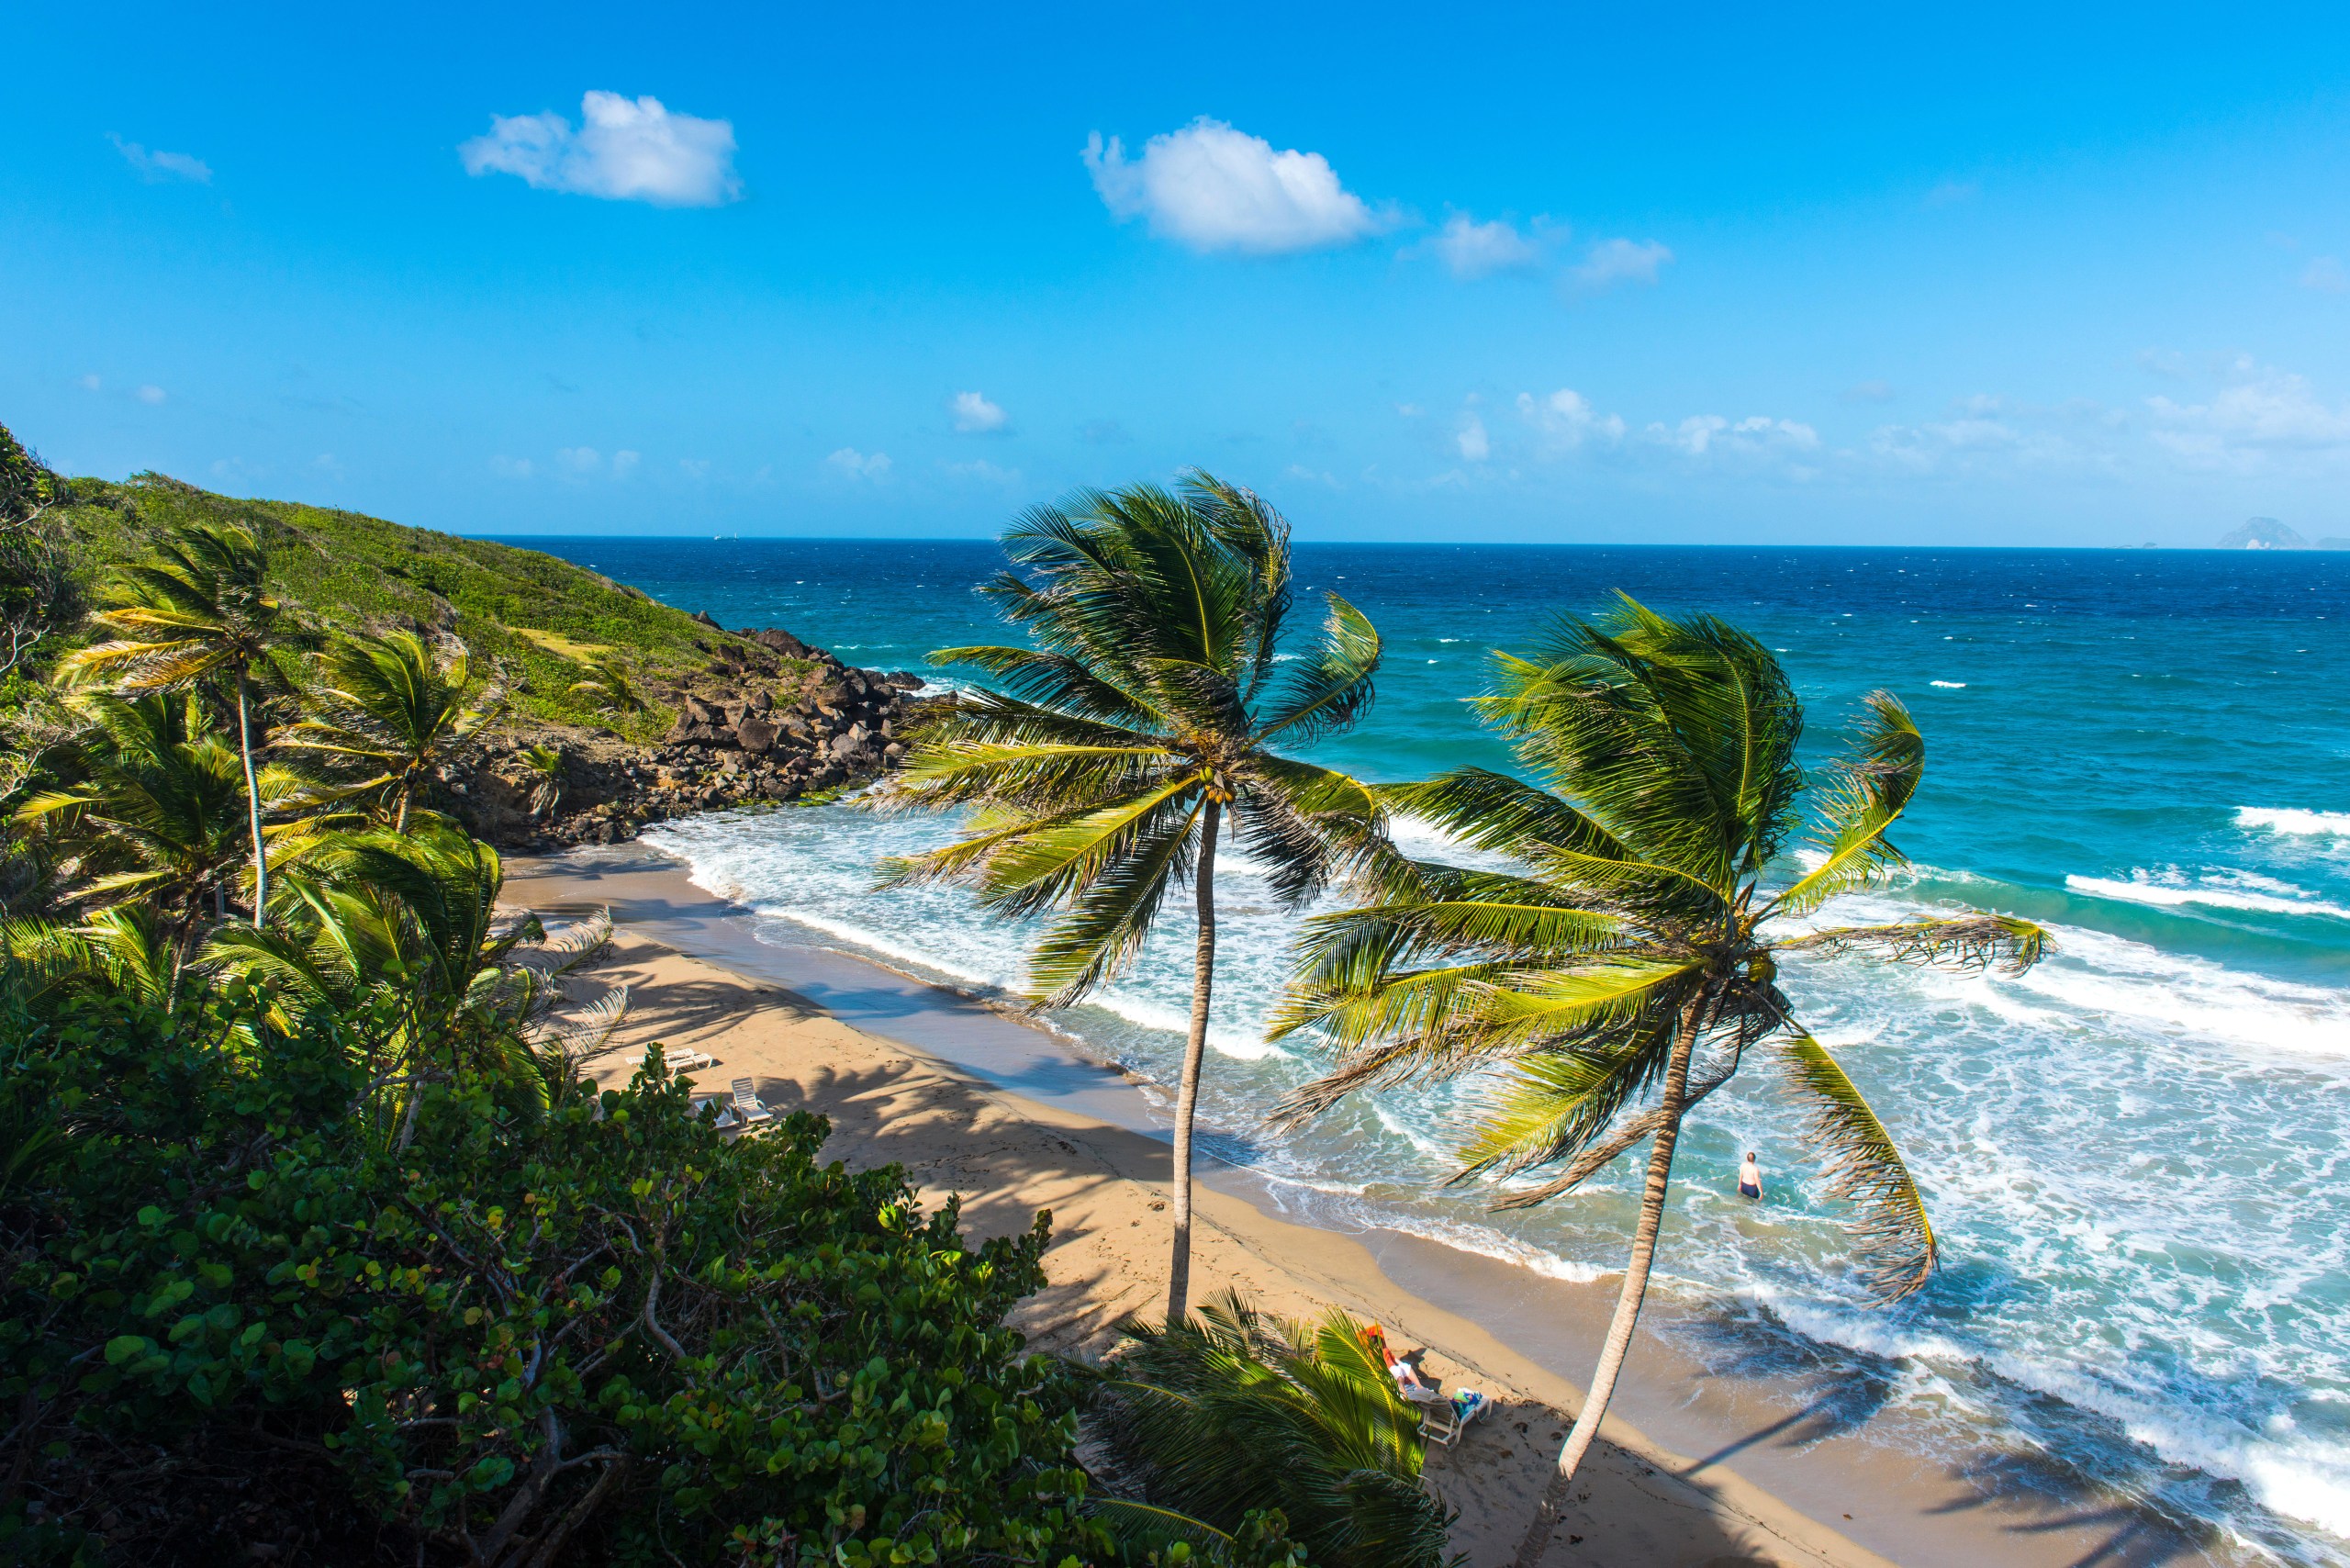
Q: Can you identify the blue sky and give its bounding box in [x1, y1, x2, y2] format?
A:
[6, 2, 2350, 544]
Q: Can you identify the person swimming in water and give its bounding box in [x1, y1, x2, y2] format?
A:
[1738, 1151, 1764, 1201]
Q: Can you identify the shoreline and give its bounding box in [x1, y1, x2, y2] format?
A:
[506, 844, 2224, 1568]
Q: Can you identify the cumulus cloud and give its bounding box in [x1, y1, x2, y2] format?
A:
[950, 390, 1009, 433]
[678, 458, 711, 481]
[490, 455, 536, 480]
[135, 385, 167, 405]
[77, 375, 101, 392]
[1429, 213, 1545, 279]
[1456, 413, 1491, 462]
[611, 449, 641, 477]
[1570, 238, 1673, 291]
[556, 446, 602, 476]
[2301, 257, 2349, 294]
[1516, 388, 1627, 450]
[2146, 369, 2350, 465]
[826, 447, 891, 481]
[109, 134, 211, 184]
[1082, 118, 1384, 253]
[461, 92, 741, 207]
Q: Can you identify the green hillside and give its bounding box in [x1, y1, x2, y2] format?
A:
[48, 471, 800, 741]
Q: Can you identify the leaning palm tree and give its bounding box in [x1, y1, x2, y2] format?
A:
[278, 630, 502, 831]
[58, 521, 297, 924]
[1091, 1290, 1456, 1568]
[871, 473, 1386, 1320]
[1269, 596, 2046, 1551]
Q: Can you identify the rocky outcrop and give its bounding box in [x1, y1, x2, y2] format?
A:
[439, 627, 931, 851]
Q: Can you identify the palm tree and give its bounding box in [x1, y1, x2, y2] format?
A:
[1091, 1290, 1455, 1568]
[279, 630, 502, 831]
[1269, 596, 2046, 1551]
[207, 825, 622, 1137]
[872, 474, 1386, 1320]
[566, 654, 646, 717]
[518, 744, 565, 822]
[58, 521, 297, 924]
[14, 691, 312, 964]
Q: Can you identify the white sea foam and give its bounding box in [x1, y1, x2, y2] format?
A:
[2066, 873, 2350, 923]
[2238, 807, 2350, 839]
[1930, 679, 1967, 689]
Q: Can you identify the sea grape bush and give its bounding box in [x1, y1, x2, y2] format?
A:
[0, 984, 1127, 1565]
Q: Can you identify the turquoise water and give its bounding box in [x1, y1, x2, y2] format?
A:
[521, 538, 2350, 1562]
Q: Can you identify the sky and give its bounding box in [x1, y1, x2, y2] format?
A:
[6, 2, 2350, 546]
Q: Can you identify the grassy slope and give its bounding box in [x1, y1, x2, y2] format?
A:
[56, 472, 800, 743]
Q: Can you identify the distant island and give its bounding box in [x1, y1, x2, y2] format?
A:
[2217, 517, 2350, 549]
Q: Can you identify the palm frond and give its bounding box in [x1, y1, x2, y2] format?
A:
[1764, 691, 1923, 916]
[1779, 913, 2047, 974]
[1779, 1032, 1938, 1301]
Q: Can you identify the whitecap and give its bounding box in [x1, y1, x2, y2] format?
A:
[1930, 680, 1967, 689]
[2237, 807, 2350, 839]
[2065, 873, 2350, 923]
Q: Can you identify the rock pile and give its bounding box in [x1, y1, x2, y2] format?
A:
[440, 628, 933, 851]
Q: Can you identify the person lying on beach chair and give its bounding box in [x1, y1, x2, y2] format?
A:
[729, 1078, 774, 1125]
[1363, 1325, 1490, 1445]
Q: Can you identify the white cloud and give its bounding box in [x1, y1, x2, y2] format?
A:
[945, 458, 1022, 485]
[2301, 257, 2349, 294]
[611, 449, 641, 477]
[950, 390, 1009, 433]
[825, 447, 891, 481]
[1570, 238, 1673, 291]
[461, 92, 741, 207]
[1082, 118, 1384, 254]
[490, 455, 536, 480]
[2136, 348, 2191, 378]
[109, 134, 211, 185]
[1516, 388, 1626, 450]
[556, 445, 602, 476]
[1429, 214, 1544, 279]
[2146, 369, 2350, 465]
[1395, 403, 1425, 419]
[678, 458, 711, 481]
[77, 375, 101, 392]
[1841, 379, 1897, 404]
[135, 384, 167, 405]
[1455, 413, 1491, 462]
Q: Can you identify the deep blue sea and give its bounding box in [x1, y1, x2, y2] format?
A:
[516, 538, 2350, 1562]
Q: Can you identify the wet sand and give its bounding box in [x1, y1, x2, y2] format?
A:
[506, 844, 2221, 1568]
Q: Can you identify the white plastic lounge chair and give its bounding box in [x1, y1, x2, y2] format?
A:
[730, 1078, 774, 1125]
[691, 1095, 736, 1128]
[1398, 1378, 1487, 1447]
[667, 1047, 718, 1072]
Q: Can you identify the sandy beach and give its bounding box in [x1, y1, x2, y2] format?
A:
[507, 846, 2222, 1568]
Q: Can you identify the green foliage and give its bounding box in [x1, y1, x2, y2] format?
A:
[278, 629, 501, 831]
[0, 987, 1116, 1565]
[1092, 1292, 1455, 1568]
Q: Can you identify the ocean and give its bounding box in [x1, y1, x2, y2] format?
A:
[517, 537, 2350, 1564]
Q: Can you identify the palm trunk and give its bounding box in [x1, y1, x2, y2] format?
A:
[1164, 796, 1221, 1325]
[1511, 990, 1707, 1568]
[235, 670, 267, 927]
[395, 784, 410, 834]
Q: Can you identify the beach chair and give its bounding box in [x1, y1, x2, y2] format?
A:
[1400, 1382, 1487, 1448]
[667, 1047, 718, 1072]
[691, 1094, 736, 1128]
[730, 1078, 774, 1125]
